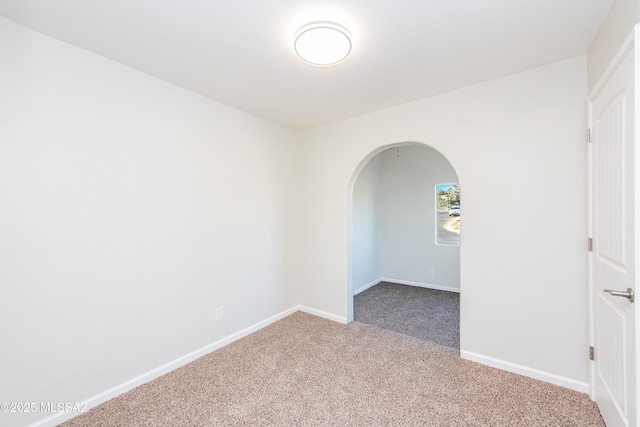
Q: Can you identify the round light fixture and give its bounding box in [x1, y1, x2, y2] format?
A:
[293, 21, 352, 66]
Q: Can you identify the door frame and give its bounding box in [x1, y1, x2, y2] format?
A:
[587, 24, 639, 424]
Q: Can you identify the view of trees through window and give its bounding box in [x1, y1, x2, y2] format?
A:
[436, 184, 460, 245]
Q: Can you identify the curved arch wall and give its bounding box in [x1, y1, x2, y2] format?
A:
[350, 144, 460, 304]
[298, 56, 589, 391]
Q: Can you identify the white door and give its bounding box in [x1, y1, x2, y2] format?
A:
[589, 28, 637, 427]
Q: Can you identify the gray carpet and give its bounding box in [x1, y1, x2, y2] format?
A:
[355, 281, 460, 349]
[62, 312, 604, 426]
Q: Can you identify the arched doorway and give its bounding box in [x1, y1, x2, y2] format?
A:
[347, 142, 461, 348]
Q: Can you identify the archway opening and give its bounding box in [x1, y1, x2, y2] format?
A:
[347, 143, 460, 349]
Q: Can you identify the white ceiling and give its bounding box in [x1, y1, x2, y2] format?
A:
[0, 0, 613, 130]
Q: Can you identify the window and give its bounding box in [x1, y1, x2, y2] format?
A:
[436, 183, 460, 245]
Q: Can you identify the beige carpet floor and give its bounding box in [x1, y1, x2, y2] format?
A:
[62, 312, 604, 426]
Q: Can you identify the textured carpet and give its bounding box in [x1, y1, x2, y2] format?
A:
[62, 312, 604, 426]
[355, 281, 460, 349]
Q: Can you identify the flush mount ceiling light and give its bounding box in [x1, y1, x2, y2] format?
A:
[293, 21, 352, 66]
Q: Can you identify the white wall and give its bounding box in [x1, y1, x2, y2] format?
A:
[380, 145, 459, 290]
[300, 56, 589, 387]
[588, 0, 640, 91]
[0, 18, 299, 427]
[351, 155, 382, 292]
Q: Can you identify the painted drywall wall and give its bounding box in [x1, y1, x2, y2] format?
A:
[351, 155, 382, 292]
[299, 56, 588, 385]
[380, 145, 459, 290]
[588, 0, 640, 91]
[0, 18, 299, 427]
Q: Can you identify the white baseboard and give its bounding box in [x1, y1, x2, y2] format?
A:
[31, 306, 300, 427]
[460, 350, 589, 394]
[381, 277, 460, 293]
[298, 305, 347, 324]
[353, 278, 382, 295]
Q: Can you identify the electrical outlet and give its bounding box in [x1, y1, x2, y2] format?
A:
[428, 267, 434, 275]
[215, 306, 224, 321]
